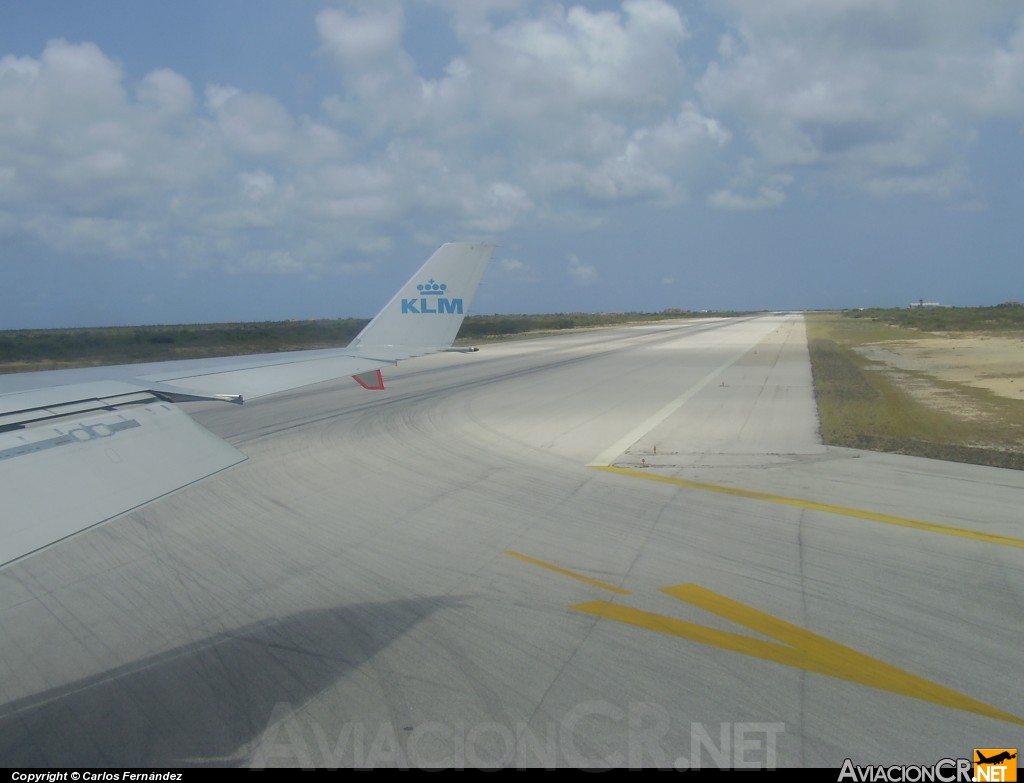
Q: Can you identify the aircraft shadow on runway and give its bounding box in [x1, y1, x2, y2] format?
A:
[0, 597, 454, 767]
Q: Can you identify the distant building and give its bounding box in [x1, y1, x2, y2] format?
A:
[908, 300, 951, 308]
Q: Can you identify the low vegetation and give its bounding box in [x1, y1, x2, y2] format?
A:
[0, 320, 370, 372]
[843, 303, 1024, 332]
[0, 311, 742, 373]
[805, 310, 1024, 470]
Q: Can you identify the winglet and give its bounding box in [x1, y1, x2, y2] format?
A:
[348, 243, 494, 355]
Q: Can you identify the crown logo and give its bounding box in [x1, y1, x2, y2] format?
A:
[416, 279, 449, 296]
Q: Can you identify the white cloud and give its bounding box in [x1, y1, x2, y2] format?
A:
[501, 258, 528, 273]
[316, 6, 405, 66]
[567, 253, 596, 284]
[698, 1, 1024, 197]
[476, 0, 687, 113]
[0, 40, 223, 231]
[206, 87, 295, 157]
[239, 170, 276, 204]
[709, 186, 785, 211]
[227, 248, 308, 276]
[462, 181, 535, 233]
[575, 103, 731, 203]
[708, 160, 790, 210]
[137, 69, 194, 117]
[982, 18, 1024, 115]
[4, 1, 1023, 294]
[0, 39, 368, 274]
[316, 6, 421, 133]
[0, 4, 726, 280]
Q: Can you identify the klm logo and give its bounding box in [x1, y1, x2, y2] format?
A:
[401, 279, 463, 314]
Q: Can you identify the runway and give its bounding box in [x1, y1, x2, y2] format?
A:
[1, 314, 1022, 768]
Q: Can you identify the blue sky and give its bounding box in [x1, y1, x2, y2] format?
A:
[2, 1, 1023, 328]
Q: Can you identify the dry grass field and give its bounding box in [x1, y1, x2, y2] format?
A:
[805, 312, 1024, 470]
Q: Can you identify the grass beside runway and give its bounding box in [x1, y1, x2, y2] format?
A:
[805, 313, 1024, 470]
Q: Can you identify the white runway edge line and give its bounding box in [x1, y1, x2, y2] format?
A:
[587, 341, 756, 467]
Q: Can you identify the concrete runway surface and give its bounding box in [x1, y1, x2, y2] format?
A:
[1, 314, 1021, 768]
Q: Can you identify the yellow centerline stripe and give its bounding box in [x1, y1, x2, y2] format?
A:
[503, 550, 632, 595]
[591, 465, 1024, 549]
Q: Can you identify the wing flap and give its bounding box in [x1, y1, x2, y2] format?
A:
[142, 354, 394, 401]
[0, 380, 157, 417]
[0, 402, 245, 568]
[0, 390, 158, 430]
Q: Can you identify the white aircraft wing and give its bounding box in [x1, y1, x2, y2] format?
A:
[0, 242, 493, 568]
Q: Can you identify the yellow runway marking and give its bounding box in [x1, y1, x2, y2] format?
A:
[591, 465, 1024, 549]
[506, 551, 1024, 726]
[503, 550, 632, 595]
[574, 584, 1024, 727]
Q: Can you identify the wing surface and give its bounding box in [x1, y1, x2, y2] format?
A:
[0, 242, 493, 567]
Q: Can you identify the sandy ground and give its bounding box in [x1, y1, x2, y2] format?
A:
[853, 332, 1024, 439]
[857, 334, 1024, 400]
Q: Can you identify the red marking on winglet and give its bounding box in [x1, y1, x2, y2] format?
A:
[352, 369, 385, 390]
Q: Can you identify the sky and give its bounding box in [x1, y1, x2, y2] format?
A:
[1, 0, 1023, 328]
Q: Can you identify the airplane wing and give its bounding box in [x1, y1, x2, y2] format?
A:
[0, 242, 494, 568]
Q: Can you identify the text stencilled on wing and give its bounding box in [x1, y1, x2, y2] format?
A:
[0, 415, 142, 462]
